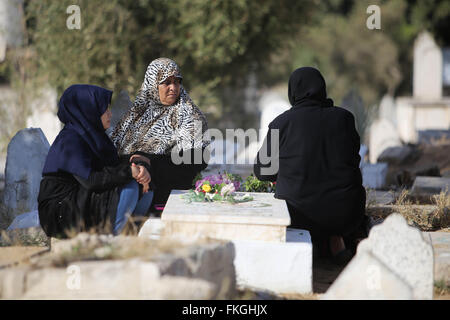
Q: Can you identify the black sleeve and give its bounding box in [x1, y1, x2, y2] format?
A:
[345, 112, 362, 168]
[74, 160, 133, 192]
[253, 127, 278, 182]
[144, 147, 209, 190]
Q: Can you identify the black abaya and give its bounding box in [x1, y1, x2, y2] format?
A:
[254, 67, 366, 239]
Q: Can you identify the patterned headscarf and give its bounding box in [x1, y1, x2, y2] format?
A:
[110, 58, 209, 155]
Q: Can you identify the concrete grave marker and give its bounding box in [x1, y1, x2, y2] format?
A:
[2, 128, 50, 223]
[369, 119, 401, 164]
[362, 163, 388, 190]
[143, 190, 313, 295]
[413, 32, 443, 100]
[411, 176, 450, 195]
[161, 190, 291, 242]
[357, 214, 434, 299]
[107, 89, 132, 136]
[26, 87, 59, 144]
[324, 214, 434, 299]
[322, 251, 414, 300]
[233, 228, 312, 294]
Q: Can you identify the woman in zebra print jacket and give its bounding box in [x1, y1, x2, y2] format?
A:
[111, 58, 210, 214]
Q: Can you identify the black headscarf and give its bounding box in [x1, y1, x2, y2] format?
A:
[288, 67, 334, 108]
[42, 84, 119, 179]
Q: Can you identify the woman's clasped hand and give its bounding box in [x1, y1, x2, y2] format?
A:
[130, 162, 151, 193]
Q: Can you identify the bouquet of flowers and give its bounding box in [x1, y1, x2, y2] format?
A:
[183, 173, 253, 203]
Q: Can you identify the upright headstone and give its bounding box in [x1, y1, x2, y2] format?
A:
[413, 32, 443, 100]
[369, 119, 402, 164]
[26, 87, 60, 144]
[0, 0, 24, 62]
[378, 94, 397, 126]
[341, 89, 369, 143]
[258, 91, 290, 145]
[2, 128, 50, 223]
[107, 90, 132, 135]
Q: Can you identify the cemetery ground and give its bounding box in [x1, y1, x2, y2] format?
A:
[0, 188, 448, 300]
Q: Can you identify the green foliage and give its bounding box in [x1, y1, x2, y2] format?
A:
[408, 0, 450, 46]
[192, 172, 203, 188]
[284, 0, 450, 108]
[242, 174, 276, 193]
[24, 0, 315, 101]
[2, 0, 446, 143]
[290, 0, 404, 107]
[25, 0, 141, 95]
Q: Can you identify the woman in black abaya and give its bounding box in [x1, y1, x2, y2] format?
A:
[254, 67, 367, 265]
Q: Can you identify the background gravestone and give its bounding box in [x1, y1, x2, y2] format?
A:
[0, 0, 24, 62]
[258, 90, 290, 143]
[26, 87, 60, 145]
[1, 128, 49, 227]
[378, 94, 397, 127]
[107, 89, 132, 136]
[369, 119, 402, 164]
[413, 31, 443, 100]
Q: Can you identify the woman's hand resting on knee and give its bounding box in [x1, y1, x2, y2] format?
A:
[131, 163, 151, 193]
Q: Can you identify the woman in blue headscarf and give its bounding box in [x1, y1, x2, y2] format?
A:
[38, 84, 154, 238]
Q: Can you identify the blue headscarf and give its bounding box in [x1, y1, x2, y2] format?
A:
[42, 84, 119, 179]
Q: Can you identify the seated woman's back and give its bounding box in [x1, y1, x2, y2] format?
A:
[255, 67, 365, 239]
[273, 103, 361, 198]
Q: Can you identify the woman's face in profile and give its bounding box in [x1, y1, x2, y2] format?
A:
[158, 76, 181, 106]
[101, 105, 112, 129]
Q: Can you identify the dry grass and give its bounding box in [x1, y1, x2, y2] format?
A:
[391, 189, 449, 231]
[0, 202, 11, 231]
[430, 188, 450, 229]
[0, 228, 49, 247]
[365, 188, 377, 209]
[394, 189, 417, 226]
[434, 280, 450, 297]
[0, 213, 147, 248]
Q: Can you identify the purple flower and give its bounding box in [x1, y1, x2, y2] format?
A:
[194, 173, 241, 192]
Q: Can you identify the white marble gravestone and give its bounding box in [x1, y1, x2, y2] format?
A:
[369, 118, 401, 164]
[413, 32, 443, 100]
[161, 190, 291, 242]
[142, 190, 313, 294]
[258, 91, 290, 143]
[26, 87, 59, 144]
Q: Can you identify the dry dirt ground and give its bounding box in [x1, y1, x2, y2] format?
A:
[0, 246, 49, 269]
